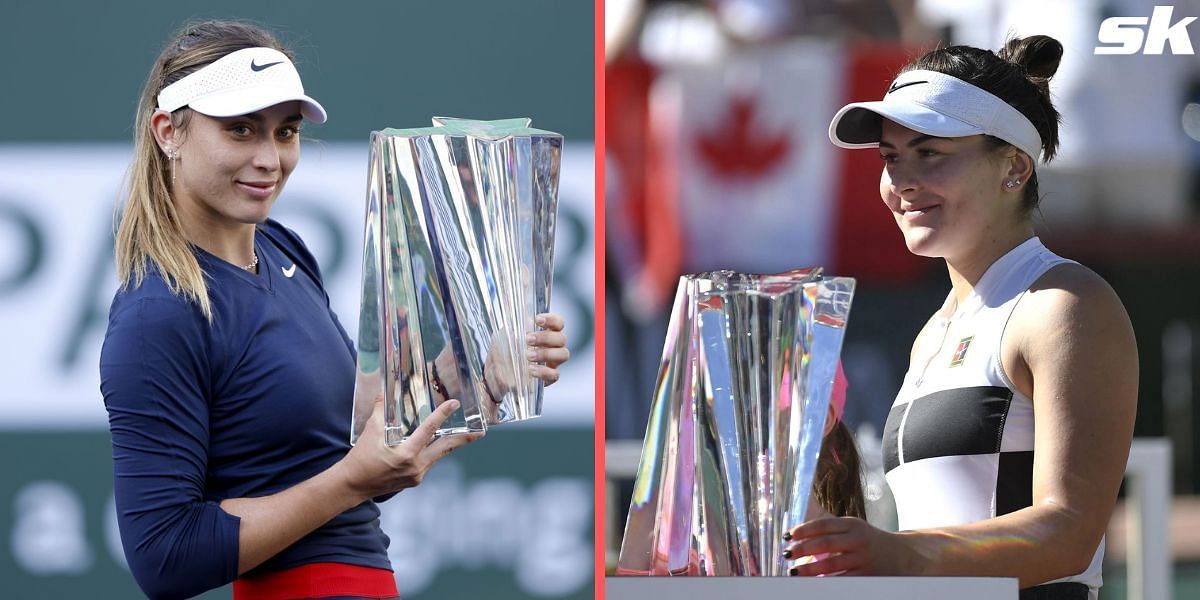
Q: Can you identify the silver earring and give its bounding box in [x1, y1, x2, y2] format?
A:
[167, 148, 178, 183]
[1005, 179, 1021, 189]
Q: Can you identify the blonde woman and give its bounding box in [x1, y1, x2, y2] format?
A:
[100, 20, 569, 600]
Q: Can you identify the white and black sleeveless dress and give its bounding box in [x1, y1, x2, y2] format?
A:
[881, 237, 1102, 600]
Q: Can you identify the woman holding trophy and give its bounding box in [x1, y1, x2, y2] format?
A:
[785, 36, 1137, 599]
[99, 20, 569, 599]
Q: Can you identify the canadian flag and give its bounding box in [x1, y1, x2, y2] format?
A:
[607, 41, 932, 314]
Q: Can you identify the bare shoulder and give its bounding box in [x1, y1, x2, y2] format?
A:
[1010, 262, 1136, 374]
[1020, 262, 1129, 325]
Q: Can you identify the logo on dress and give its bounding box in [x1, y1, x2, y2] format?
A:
[950, 336, 973, 367]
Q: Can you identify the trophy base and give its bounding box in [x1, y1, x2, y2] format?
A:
[490, 411, 544, 427]
[385, 423, 484, 445]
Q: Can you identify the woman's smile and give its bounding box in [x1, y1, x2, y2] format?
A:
[899, 202, 941, 222]
[236, 180, 279, 200]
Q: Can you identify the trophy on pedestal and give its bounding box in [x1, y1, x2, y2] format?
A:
[351, 117, 562, 445]
[617, 268, 855, 576]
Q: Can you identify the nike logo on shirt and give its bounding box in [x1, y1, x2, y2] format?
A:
[282, 264, 297, 278]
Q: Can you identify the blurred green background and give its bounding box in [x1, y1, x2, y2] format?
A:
[0, 0, 592, 142]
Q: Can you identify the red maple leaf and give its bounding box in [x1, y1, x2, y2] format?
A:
[695, 96, 793, 179]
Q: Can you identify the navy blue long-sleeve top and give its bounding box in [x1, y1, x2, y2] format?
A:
[99, 220, 391, 600]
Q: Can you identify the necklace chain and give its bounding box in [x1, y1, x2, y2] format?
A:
[914, 296, 959, 388]
[241, 252, 258, 272]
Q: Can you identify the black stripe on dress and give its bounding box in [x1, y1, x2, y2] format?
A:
[996, 450, 1035, 516]
[1019, 582, 1089, 600]
[882, 402, 904, 473]
[883, 386, 1015, 471]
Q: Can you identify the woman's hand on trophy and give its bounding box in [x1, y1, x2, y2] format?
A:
[432, 346, 465, 401]
[527, 312, 569, 386]
[782, 516, 910, 576]
[339, 394, 483, 501]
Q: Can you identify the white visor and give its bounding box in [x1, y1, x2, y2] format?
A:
[156, 47, 327, 123]
[828, 70, 1041, 162]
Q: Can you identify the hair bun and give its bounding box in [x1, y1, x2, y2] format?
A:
[1000, 35, 1063, 80]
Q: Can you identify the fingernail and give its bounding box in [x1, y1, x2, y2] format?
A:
[782, 549, 792, 559]
[527, 349, 538, 360]
[536, 315, 547, 326]
[789, 567, 799, 576]
[783, 532, 792, 541]
[447, 399, 460, 410]
[526, 333, 537, 344]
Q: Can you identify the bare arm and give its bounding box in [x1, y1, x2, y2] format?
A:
[223, 312, 565, 575]
[219, 462, 362, 575]
[787, 265, 1138, 585]
[220, 398, 481, 575]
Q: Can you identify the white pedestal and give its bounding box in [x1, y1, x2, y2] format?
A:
[606, 576, 1018, 600]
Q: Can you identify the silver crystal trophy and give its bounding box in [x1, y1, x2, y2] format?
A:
[616, 268, 855, 576]
[351, 117, 561, 445]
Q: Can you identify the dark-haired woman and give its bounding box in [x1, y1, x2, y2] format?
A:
[785, 36, 1136, 599]
[100, 20, 569, 600]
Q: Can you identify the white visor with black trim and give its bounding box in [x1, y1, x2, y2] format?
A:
[157, 47, 327, 123]
[828, 69, 1041, 162]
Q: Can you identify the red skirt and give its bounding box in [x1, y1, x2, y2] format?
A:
[233, 562, 399, 600]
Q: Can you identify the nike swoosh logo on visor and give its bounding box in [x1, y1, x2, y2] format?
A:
[887, 80, 928, 94]
[251, 60, 284, 72]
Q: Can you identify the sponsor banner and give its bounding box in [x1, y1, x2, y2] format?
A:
[0, 427, 592, 599]
[0, 142, 595, 428]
